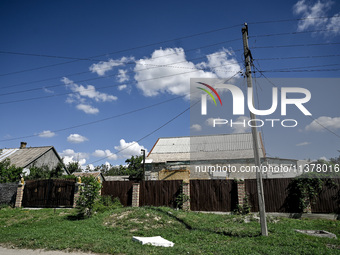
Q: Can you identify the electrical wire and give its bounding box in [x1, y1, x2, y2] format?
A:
[0, 25, 242, 77]
[0, 59, 243, 102]
[88, 100, 199, 165]
[253, 65, 340, 140]
[0, 69, 242, 143]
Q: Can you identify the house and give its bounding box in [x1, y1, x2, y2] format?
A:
[73, 172, 106, 182]
[0, 142, 67, 174]
[146, 133, 299, 180]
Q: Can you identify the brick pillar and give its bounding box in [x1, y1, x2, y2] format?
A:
[237, 179, 246, 206]
[73, 182, 84, 208]
[15, 179, 25, 208]
[182, 182, 190, 211]
[132, 182, 140, 207]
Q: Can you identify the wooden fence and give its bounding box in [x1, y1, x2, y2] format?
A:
[139, 180, 182, 207]
[22, 179, 75, 208]
[190, 180, 237, 211]
[245, 178, 340, 213]
[101, 181, 134, 206]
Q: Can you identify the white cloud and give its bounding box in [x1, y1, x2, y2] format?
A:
[293, 0, 340, 36]
[134, 47, 240, 98]
[117, 69, 129, 82]
[305, 116, 340, 131]
[114, 139, 147, 158]
[198, 48, 241, 78]
[89, 56, 134, 76]
[62, 77, 117, 102]
[67, 134, 88, 143]
[231, 116, 251, 133]
[62, 77, 118, 114]
[296, 141, 311, 146]
[118, 84, 127, 91]
[59, 149, 89, 166]
[92, 149, 118, 160]
[319, 156, 329, 161]
[190, 124, 202, 131]
[43, 87, 54, 94]
[38, 130, 56, 138]
[76, 104, 99, 114]
[206, 118, 218, 127]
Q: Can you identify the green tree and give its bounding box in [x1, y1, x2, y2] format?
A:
[126, 155, 144, 181]
[0, 159, 23, 183]
[67, 161, 82, 174]
[76, 176, 101, 218]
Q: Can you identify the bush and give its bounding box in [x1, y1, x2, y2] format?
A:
[93, 196, 123, 213]
[76, 176, 101, 218]
[0, 159, 22, 183]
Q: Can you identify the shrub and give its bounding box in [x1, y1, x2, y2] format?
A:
[76, 176, 101, 218]
[93, 196, 123, 213]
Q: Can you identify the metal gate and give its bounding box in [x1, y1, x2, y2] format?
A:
[22, 179, 75, 208]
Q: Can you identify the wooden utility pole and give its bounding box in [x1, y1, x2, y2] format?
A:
[242, 23, 268, 236]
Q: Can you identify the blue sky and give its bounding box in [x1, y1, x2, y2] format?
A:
[0, 0, 339, 168]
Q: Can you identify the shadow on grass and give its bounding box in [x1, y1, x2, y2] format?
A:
[66, 213, 85, 221]
[149, 207, 260, 238]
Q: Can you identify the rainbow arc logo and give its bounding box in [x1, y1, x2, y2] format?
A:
[196, 82, 222, 106]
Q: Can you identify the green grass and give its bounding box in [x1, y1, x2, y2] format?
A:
[0, 206, 340, 254]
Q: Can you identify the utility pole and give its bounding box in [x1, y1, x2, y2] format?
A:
[141, 149, 146, 180]
[242, 23, 268, 236]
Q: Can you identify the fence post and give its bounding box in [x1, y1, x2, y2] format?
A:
[182, 181, 190, 210]
[15, 178, 25, 208]
[73, 177, 84, 208]
[237, 179, 246, 206]
[132, 182, 140, 207]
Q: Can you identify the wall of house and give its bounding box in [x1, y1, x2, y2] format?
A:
[148, 158, 299, 180]
[26, 149, 61, 170]
[158, 169, 190, 182]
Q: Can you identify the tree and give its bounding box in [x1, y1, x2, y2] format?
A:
[26, 163, 66, 180]
[126, 155, 144, 181]
[76, 176, 101, 218]
[0, 159, 23, 183]
[67, 161, 82, 174]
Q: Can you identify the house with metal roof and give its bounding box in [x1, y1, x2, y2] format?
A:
[0, 142, 66, 174]
[146, 133, 299, 180]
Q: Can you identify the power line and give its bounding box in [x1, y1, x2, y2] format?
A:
[260, 68, 340, 73]
[248, 16, 335, 25]
[1, 15, 337, 78]
[0, 38, 241, 89]
[249, 29, 338, 38]
[0, 69, 242, 144]
[255, 54, 340, 61]
[0, 95, 185, 142]
[0, 25, 242, 77]
[253, 65, 340, 140]
[258, 63, 340, 71]
[0, 53, 243, 99]
[251, 42, 340, 50]
[88, 101, 199, 165]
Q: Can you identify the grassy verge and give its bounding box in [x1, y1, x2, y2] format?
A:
[0, 206, 339, 254]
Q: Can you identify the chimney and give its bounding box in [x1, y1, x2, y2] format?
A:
[20, 142, 27, 149]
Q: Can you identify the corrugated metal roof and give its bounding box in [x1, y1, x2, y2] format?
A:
[148, 133, 264, 163]
[0, 146, 54, 168]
